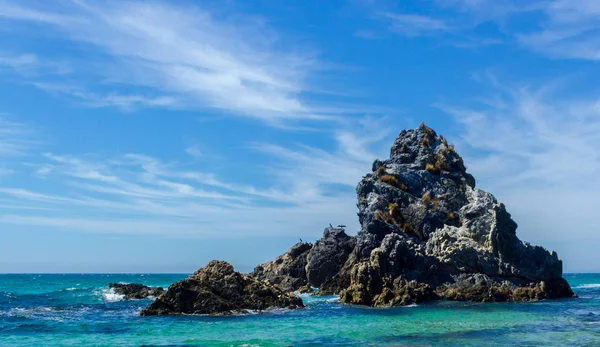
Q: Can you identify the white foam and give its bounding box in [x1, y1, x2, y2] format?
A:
[326, 297, 340, 303]
[101, 288, 125, 302]
[575, 284, 600, 289]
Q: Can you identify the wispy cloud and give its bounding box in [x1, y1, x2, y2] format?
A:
[0, 120, 394, 237]
[438, 76, 600, 255]
[0, 1, 358, 125]
[368, 0, 600, 60]
[0, 53, 71, 76]
[517, 0, 600, 60]
[0, 116, 37, 157]
[380, 12, 450, 37]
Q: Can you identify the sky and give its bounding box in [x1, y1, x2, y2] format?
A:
[0, 0, 599, 273]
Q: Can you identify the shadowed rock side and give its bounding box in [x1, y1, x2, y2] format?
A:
[251, 227, 356, 295]
[109, 283, 164, 300]
[251, 242, 312, 292]
[306, 227, 356, 287]
[337, 124, 575, 306]
[141, 261, 303, 316]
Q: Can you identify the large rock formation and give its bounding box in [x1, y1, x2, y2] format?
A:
[141, 261, 303, 316]
[109, 283, 164, 300]
[141, 124, 575, 315]
[337, 123, 574, 306]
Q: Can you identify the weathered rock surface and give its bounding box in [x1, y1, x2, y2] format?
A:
[336, 123, 575, 306]
[142, 124, 575, 315]
[306, 227, 356, 291]
[250, 227, 356, 295]
[109, 283, 164, 300]
[141, 261, 303, 316]
[251, 242, 312, 292]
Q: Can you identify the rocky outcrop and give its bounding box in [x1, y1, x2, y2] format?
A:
[108, 283, 164, 300]
[335, 123, 574, 306]
[250, 227, 356, 295]
[251, 242, 312, 292]
[141, 261, 303, 316]
[306, 227, 356, 288]
[141, 124, 575, 315]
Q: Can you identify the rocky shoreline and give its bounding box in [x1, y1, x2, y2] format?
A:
[140, 124, 575, 315]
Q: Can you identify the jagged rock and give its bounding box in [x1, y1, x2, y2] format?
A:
[306, 227, 356, 288]
[297, 285, 314, 294]
[230, 124, 574, 308]
[251, 227, 356, 295]
[108, 283, 164, 300]
[336, 123, 575, 306]
[251, 242, 312, 292]
[141, 261, 303, 316]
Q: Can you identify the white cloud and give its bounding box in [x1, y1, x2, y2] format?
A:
[438, 77, 600, 269]
[0, 116, 37, 156]
[517, 0, 600, 60]
[0, 1, 354, 125]
[0, 120, 394, 237]
[185, 145, 203, 160]
[372, 0, 600, 60]
[380, 12, 450, 37]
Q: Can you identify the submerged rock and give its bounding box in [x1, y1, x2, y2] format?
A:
[108, 283, 164, 300]
[336, 123, 574, 306]
[251, 242, 312, 292]
[141, 261, 303, 316]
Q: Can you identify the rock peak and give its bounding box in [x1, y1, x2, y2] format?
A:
[381, 123, 473, 183]
[343, 124, 574, 306]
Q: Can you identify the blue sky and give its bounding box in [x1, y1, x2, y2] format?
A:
[1, 0, 599, 273]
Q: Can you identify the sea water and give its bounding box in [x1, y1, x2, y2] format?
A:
[1, 273, 599, 346]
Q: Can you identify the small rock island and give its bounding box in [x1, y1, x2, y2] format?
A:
[141, 261, 303, 316]
[109, 283, 164, 300]
[142, 124, 575, 315]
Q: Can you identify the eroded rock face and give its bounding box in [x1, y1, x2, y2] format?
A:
[306, 227, 356, 289]
[251, 242, 312, 292]
[109, 283, 164, 300]
[251, 227, 356, 295]
[141, 261, 303, 316]
[337, 124, 575, 306]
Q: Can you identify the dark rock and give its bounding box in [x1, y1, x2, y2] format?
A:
[251, 227, 356, 295]
[306, 227, 356, 288]
[141, 261, 304, 316]
[108, 283, 164, 300]
[251, 242, 312, 292]
[337, 123, 575, 306]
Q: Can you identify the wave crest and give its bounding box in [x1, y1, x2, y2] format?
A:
[101, 288, 125, 302]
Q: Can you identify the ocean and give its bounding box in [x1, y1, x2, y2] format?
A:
[0, 273, 598, 346]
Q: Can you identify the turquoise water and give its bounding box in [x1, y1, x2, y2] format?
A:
[1, 274, 599, 346]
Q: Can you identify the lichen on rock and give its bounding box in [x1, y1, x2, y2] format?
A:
[141, 261, 303, 316]
[337, 123, 575, 306]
